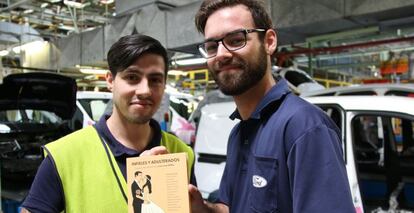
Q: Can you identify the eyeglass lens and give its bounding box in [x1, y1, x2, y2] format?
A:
[202, 31, 246, 57]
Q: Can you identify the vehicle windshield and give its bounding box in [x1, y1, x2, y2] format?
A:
[78, 98, 111, 121]
[0, 109, 62, 124]
[284, 70, 314, 86]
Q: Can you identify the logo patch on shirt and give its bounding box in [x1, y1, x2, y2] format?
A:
[252, 175, 267, 188]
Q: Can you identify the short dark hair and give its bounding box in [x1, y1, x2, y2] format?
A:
[194, 0, 272, 39]
[107, 34, 168, 76]
[134, 171, 142, 177]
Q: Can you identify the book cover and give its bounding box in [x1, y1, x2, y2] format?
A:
[127, 153, 190, 213]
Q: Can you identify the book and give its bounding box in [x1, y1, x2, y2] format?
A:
[127, 153, 190, 213]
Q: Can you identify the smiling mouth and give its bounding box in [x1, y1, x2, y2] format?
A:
[130, 100, 152, 106]
[218, 65, 241, 73]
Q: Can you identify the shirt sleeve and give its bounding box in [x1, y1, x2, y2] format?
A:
[218, 163, 230, 205]
[189, 160, 197, 186]
[287, 124, 355, 213]
[21, 156, 64, 213]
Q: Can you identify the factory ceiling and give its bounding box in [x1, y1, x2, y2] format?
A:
[0, 0, 115, 40]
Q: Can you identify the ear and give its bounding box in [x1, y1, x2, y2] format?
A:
[106, 71, 114, 92]
[264, 29, 277, 56]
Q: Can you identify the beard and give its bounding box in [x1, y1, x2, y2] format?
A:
[209, 44, 268, 96]
[125, 114, 152, 124]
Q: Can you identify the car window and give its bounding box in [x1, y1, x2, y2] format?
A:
[315, 105, 343, 130]
[385, 90, 414, 97]
[0, 109, 62, 124]
[352, 115, 384, 164]
[339, 91, 377, 96]
[314, 92, 336, 97]
[78, 99, 110, 121]
[391, 117, 414, 154]
[352, 113, 414, 207]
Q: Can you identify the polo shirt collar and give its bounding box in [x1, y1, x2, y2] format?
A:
[229, 78, 291, 120]
[94, 114, 162, 157]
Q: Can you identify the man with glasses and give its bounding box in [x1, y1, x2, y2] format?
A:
[189, 0, 355, 212]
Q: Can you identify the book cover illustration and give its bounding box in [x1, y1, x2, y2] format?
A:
[127, 153, 190, 213]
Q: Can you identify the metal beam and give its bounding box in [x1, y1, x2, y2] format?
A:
[0, 0, 30, 13]
[275, 35, 414, 58]
[306, 26, 379, 43]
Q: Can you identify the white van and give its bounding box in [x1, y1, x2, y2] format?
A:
[194, 96, 414, 212]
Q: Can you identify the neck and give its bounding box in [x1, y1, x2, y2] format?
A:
[106, 110, 153, 151]
[233, 71, 275, 120]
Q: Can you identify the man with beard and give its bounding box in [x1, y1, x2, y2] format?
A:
[189, 0, 355, 212]
[21, 34, 196, 213]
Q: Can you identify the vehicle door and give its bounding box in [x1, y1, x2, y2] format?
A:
[347, 111, 414, 212]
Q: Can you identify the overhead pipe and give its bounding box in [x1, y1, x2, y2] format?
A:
[274, 35, 414, 58]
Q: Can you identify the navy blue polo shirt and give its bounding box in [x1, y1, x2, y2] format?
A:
[219, 79, 355, 213]
[22, 115, 196, 212]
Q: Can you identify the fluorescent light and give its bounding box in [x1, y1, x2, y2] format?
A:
[168, 70, 188, 76]
[23, 9, 34, 14]
[100, 0, 114, 4]
[63, 0, 90, 9]
[173, 58, 206, 66]
[79, 67, 109, 75]
[57, 24, 76, 31]
[12, 41, 46, 54]
[0, 50, 9, 56]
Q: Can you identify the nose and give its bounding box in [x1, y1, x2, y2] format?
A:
[135, 78, 152, 98]
[215, 41, 232, 62]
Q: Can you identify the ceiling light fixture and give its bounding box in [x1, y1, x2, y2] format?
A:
[100, 0, 114, 4]
[0, 50, 9, 56]
[41, 3, 49, 8]
[23, 9, 34, 14]
[168, 70, 188, 76]
[172, 58, 207, 66]
[79, 66, 109, 75]
[63, 0, 90, 9]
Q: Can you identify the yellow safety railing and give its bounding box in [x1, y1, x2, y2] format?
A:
[314, 77, 353, 88]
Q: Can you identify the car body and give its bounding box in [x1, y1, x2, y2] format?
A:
[272, 66, 325, 94]
[188, 89, 233, 128]
[0, 72, 76, 200]
[194, 101, 237, 199]
[194, 95, 414, 212]
[71, 91, 112, 130]
[301, 83, 414, 97]
[169, 106, 195, 146]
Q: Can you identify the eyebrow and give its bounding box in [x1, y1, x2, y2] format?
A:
[147, 72, 165, 78]
[204, 28, 245, 42]
[123, 66, 164, 77]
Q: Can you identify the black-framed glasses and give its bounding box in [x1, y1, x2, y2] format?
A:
[198, 29, 266, 58]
